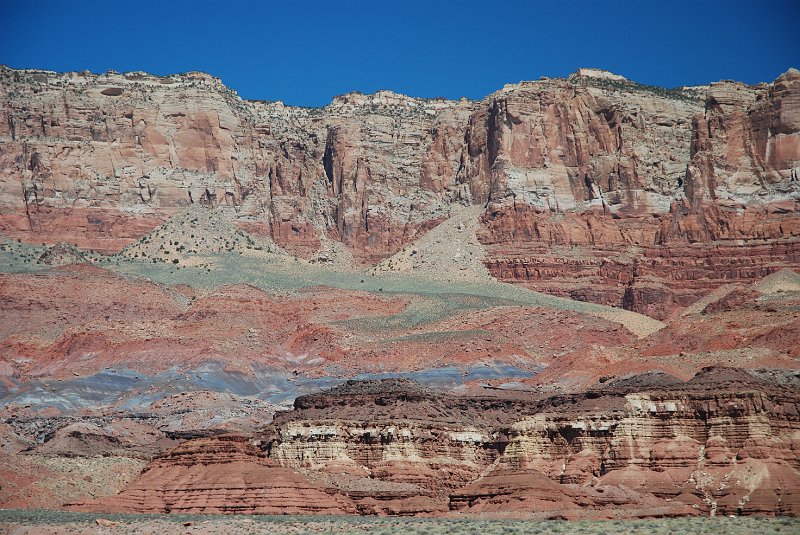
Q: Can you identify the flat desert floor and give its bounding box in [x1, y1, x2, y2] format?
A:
[1, 511, 798, 535]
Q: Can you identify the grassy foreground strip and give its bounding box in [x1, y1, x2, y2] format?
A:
[1, 510, 797, 535]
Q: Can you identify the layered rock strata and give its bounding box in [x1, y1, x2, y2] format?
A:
[0, 67, 705, 259]
[86, 374, 800, 518]
[269, 375, 800, 517]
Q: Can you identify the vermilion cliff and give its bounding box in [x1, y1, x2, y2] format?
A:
[1, 66, 798, 317]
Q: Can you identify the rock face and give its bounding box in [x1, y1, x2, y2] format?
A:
[92, 373, 799, 518]
[2, 66, 797, 316]
[475, 380, 800, 517]
[264, 378, 500, 515]
[0, 67, 702, 258]
[685, 70, 800, 204]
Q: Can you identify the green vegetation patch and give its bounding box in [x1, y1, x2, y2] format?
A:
[0, 239, 51, 273]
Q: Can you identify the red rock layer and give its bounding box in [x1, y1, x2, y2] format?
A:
[449, 469, 696, 519]
[2, 67, 797, 314]
[0, 264, 635, 381]
[481, 203, 800, 319]
[0, 68, 479, 261]
[0, 67, 701, 261]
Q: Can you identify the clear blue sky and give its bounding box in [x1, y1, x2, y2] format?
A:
[2, 0, 797, 106]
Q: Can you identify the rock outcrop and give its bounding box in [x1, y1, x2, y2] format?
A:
[263, 374, 800, 517]
[36, 242, 88, 265]
[475, 375, 800, 517]
[73, 435, 356, 514]
[86, 373, 799, 518]
[276, 368, 800, 516]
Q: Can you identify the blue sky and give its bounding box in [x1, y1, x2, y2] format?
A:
[1, 0, 797, 106]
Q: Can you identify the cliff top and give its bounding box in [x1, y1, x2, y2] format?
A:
[2, 63, 769, 110]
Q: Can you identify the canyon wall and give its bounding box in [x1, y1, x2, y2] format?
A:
[1, 66, 798, 315]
